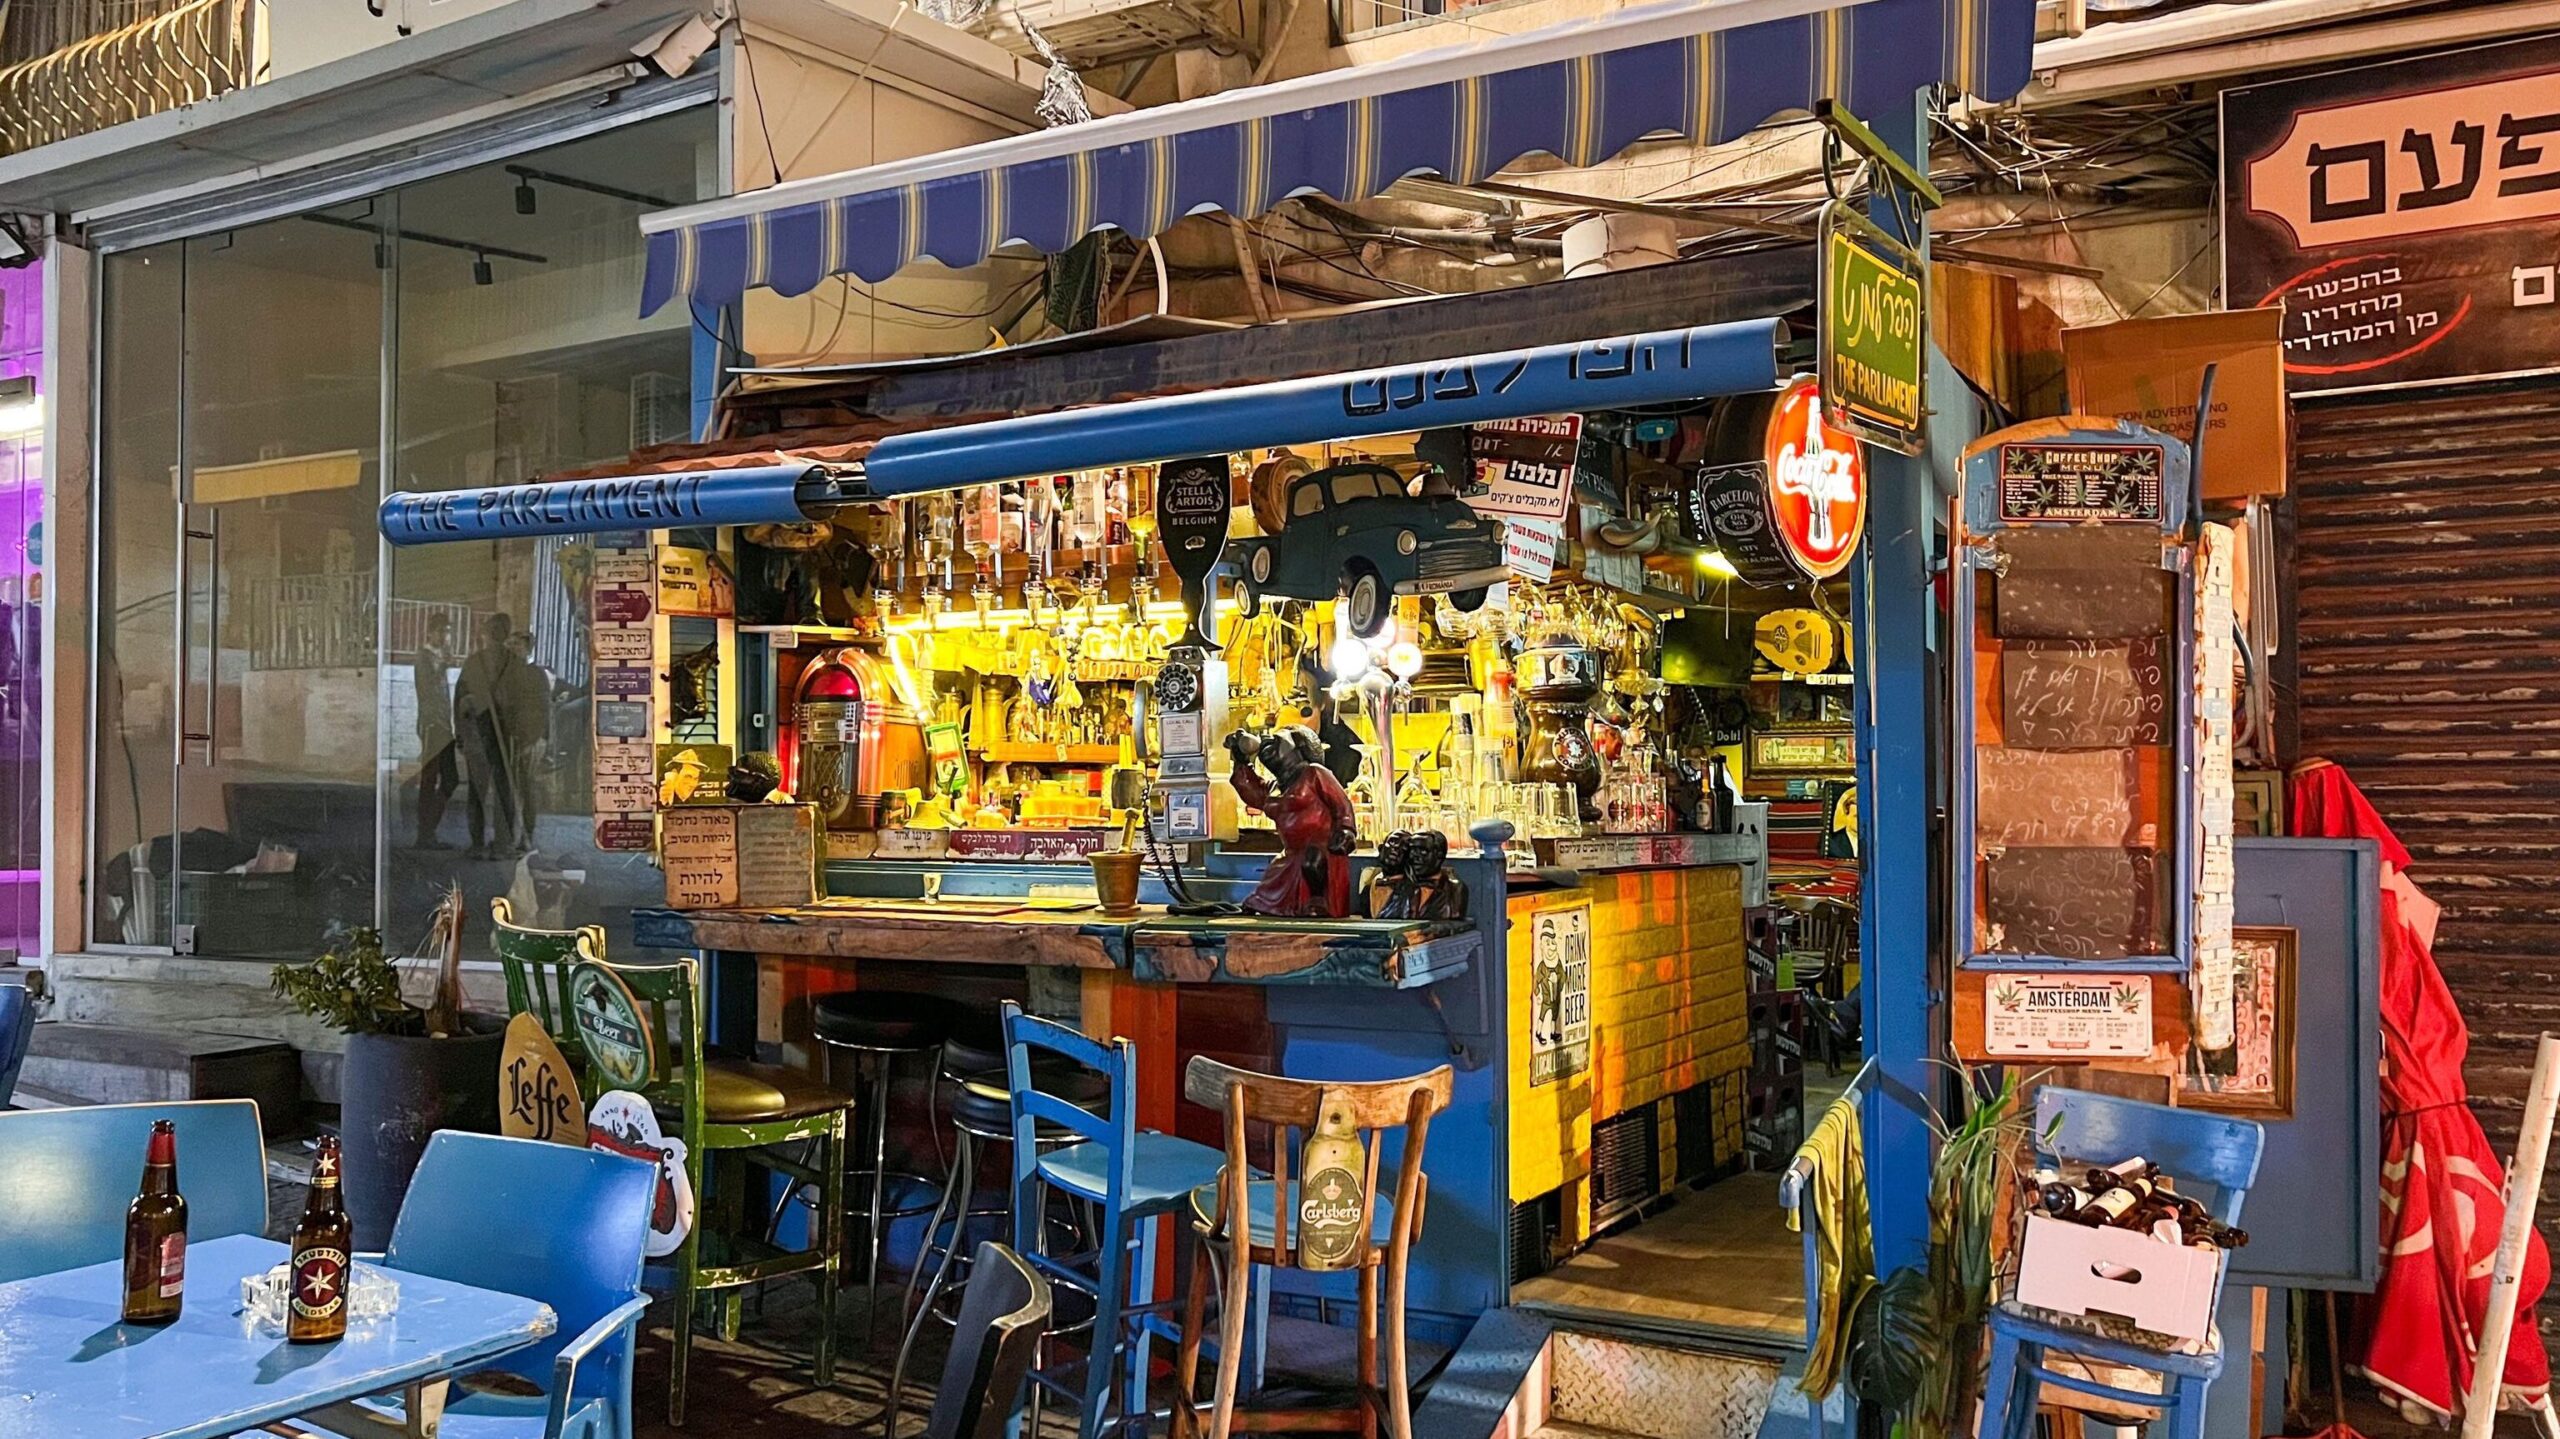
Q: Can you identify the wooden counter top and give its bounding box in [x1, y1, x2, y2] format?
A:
[632, 899, 1132, 969]
[1130, 916, 1478, 988]
[633, 900, 1477, 989]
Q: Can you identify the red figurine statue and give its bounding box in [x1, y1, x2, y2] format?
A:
[1224, 727, 1357, 918]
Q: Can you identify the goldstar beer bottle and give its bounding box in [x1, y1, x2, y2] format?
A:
[288, 1136, 354, 1343]
[121, 1119, 188, 1325]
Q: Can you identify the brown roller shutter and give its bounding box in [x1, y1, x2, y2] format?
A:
[2293, 377, 2560, 1313]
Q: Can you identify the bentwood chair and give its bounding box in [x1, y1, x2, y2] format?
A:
[493, 897, 606, 1074]
[296, 1132, 658, 1439]
[1171, 1059, 1452, 1439]
[566, 940, 858, 1427]
[1978, 1089, 2265, 1439]
[1005, 1002, 1228, 1439]
[922, 1242, 1053, 1439]
[0, 1099, 269, 1281]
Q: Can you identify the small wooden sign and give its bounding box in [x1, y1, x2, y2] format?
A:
[499, 1014, 585, 1145]
[659, 803, 820, 910]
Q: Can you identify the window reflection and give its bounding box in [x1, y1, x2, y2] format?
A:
[387, 110, 714, 957]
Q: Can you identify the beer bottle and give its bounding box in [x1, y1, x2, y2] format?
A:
[121, 1119, 187, 1325]
[288, 1136, 355, 1344]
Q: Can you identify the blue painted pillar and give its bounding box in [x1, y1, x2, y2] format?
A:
[1852, 90, 1938, 1274]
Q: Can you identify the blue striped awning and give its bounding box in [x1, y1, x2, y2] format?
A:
[639, 0, 2033, 317]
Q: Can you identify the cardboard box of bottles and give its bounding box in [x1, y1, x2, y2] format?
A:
[2014, 1211, 2222, 1344]
[660, 803, 821, 909]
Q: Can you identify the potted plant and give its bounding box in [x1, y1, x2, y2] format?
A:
[271, 887, 502, 1248]
[1846, 1060, 2038, 1439]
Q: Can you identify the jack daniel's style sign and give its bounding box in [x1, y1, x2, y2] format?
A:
[2223, 35, 2560, 392]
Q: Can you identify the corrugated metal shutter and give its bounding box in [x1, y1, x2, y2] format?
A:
[2293, 377, 2560, 1319]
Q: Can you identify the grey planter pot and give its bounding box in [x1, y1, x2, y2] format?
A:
[339, 1017, 504, 1250]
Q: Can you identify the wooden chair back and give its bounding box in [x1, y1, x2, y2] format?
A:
[1181, 1057, 1453, 1269]
[491, 896, 605, 1054]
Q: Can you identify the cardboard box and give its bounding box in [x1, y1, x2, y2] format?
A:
[2013, 1212, 2222, 1344]
[2061, 310, 2288, 501]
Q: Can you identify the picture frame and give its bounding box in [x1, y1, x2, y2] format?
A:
[2178, 925, 2296, 1117]
[1747, 726, 1856, 777]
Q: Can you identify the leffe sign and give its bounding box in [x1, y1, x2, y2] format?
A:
[2223, 34, 2560, 393]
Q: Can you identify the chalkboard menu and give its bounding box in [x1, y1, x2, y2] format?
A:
[1956, 418, 2195, 975]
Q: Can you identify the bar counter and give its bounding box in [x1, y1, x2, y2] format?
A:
[634, 833, 1761, 1337]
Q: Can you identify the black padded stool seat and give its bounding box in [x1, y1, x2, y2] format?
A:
[697, 1061, 858, 1124]
[938, 1021, 1005, 1081]
[812, 991, 958, 1051]
[949, 1063, 1110, 1136]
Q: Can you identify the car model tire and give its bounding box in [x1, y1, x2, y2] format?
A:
[1249, 546, 1274, 585]
[1343, 566, 1387, 638]
[1235, 577, 1262, 618]
[1452, 586, 1490, 613]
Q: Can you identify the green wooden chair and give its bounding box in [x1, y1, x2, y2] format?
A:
[491, 897, 602, 1067]
[564, 937, 856, 1427]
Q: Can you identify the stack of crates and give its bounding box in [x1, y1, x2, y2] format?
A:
[1744, 990, 1806, 1169]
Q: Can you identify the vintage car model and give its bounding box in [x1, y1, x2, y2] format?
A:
[1225, 462, 1505, 637]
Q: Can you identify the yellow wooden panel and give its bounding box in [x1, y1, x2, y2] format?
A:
[189, 449, 364, 505]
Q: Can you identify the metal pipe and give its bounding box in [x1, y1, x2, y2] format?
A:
[377, 462, 836, 545]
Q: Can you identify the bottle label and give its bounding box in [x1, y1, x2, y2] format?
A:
[157, 1233, 185, 1298]
[292, 1247, 349, 1321]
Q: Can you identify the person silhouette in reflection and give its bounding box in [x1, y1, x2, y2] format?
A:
[454, 612, 520, 860]
[411, 613, 459, 850]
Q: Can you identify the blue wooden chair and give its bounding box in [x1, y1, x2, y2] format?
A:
[1978, 1089, 2266, 1439]
[1005, 1001, 1227, 1439]
[301, 1131, 658, 1439]
[0, 1099, 268, 1281]
[0, 983, 34, 1107]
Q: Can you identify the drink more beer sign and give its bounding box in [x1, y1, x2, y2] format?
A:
[1820, 202, 1925, 454]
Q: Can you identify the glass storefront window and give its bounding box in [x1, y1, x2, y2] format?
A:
[87, 105, 715, 961]
[385, 112, 713, 957]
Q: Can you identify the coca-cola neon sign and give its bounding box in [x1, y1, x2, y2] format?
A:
[1763, 376, 1866, 579]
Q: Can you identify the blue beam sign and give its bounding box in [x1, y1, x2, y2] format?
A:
[379, 464, 824, 546]
[859, 317, 1788, 497]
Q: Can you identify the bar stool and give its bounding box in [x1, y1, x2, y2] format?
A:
[812, 989, 959, 1341]
[885, 1044, 1110, 1434]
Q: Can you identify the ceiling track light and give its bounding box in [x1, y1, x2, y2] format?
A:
[515, 179, 538, 215]
[472, 253, 494, 286]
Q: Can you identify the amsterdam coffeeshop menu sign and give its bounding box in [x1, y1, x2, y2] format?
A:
[2223, 34, 2560, 392]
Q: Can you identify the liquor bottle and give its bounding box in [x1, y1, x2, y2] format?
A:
[288, 1136, 355, 1344]
[122, 1119, 188, 1326]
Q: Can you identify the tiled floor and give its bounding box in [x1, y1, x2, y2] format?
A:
[1510, 1171, 1806, 1341]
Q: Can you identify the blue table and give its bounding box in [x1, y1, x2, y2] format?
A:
[0, 1231, 556, 1439]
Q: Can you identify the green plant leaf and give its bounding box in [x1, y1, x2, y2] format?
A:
[1845, 1265, 1935, 1414]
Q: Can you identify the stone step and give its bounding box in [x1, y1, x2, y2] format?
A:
[20, 1022, 302, 1132]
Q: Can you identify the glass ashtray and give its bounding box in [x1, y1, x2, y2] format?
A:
[239, 1260, 400, 1334]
